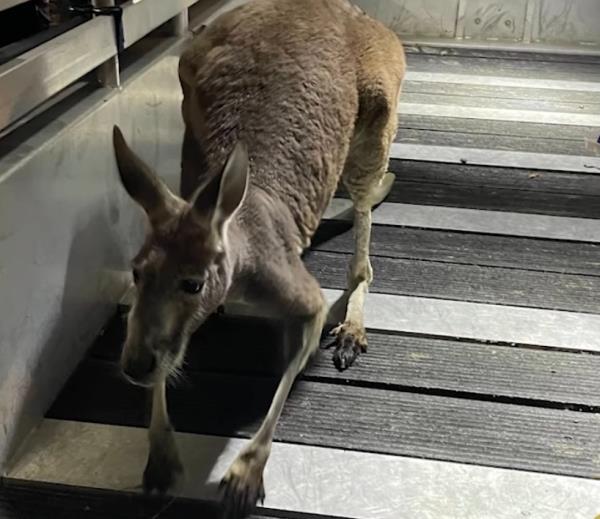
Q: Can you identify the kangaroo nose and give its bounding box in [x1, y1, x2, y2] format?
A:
[122, 354, 156, 382]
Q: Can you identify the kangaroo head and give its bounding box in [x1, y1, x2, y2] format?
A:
[112, 126, 249, 386]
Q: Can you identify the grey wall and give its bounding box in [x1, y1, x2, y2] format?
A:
[0, 42, 185, 470]
[355, 0, 600, 47]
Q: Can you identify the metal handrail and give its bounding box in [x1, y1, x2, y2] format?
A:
[0, 0, 29, 13]
[0, 0, 198, 133]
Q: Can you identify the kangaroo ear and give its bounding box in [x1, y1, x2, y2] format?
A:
[192, 141, 249, 236]
[113, 125, 180, 226]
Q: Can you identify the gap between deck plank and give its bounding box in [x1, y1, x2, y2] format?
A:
[46, 362, 600, 479]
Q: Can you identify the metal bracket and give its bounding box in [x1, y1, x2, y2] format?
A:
[69, 5, 124, 53]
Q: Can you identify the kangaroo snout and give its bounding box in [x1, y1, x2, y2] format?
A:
[121, 350, 157, 386]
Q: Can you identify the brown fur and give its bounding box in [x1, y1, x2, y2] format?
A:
[179, 0, 404, 244]
[113, 0, 404, 516]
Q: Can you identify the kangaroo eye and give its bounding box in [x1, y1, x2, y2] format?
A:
[180, 279, 203, 294]
[132, 269, 140, 284]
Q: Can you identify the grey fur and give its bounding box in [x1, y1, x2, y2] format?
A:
[113, 0, 405, 516]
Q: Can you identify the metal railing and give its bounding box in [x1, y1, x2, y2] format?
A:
[0, 0, 30, 12]
[0, 0, 199, 133]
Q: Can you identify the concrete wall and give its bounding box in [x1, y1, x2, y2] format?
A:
[0, 41, 185, 470]
[355, 0, 600, 48]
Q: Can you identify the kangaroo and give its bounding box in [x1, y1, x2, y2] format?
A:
[112, 0, 405, 516]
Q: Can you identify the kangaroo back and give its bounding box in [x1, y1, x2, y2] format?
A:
[178, 0, 404, 246]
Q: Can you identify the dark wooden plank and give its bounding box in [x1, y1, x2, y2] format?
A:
[356, 160, 600, 218]
[381, 180, 600, 218]
[401, 91, 600, 115]
[89, 312, 600, 407]
[0, 479, 322, 519]
[313, 222, 600, 277]
[275, 383, 600, 479]
[313, 332, 600, 408]
[0, 479, 221, 519]
[386, 159, 600, 196]
[394, 128, 592, 156]
[304, 250, 600, 313]
[406, 53, 600, 81]
[313, 221, 600, 274]
[403, 45, 600, 65]
[46, 361, 600, 478]
[399, 113, 591, 141]
[336, 159, 600, 218]
[402, 81, 600, 107]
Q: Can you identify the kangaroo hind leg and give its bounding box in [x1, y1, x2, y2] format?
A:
[331, 84, 399, 371]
